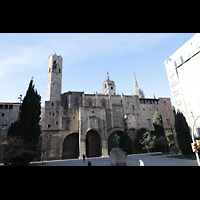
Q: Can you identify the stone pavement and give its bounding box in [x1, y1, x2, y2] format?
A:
[36, 153, 198, 166]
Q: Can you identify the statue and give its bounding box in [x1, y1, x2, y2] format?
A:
[110, 133, 126, 166]
[113, 133, 120, 148]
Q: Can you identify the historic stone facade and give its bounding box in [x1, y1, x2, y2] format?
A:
[41, 54, 175, 161]
[0, 103, 21, 161]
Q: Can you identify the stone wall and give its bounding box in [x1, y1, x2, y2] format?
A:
[41, 91, 175, 161]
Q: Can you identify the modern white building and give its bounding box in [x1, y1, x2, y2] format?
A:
[164, 33, 200, 138]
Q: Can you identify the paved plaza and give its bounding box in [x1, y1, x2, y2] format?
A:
[36, 153, 198, 166]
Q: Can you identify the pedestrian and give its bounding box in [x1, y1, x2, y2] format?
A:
[139, 159, 144, 166]
[88, 160, 92, 166]
[82, 154, 85, 162]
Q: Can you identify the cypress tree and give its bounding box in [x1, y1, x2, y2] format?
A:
[19, 79, 41, 164]
[175, 110, 193, 155]
[4, 79, 41, 165]
[19, 79, 41, 143]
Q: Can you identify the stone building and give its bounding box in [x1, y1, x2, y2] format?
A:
[41, 54, 175, 160]
[0, 103, 21, 161]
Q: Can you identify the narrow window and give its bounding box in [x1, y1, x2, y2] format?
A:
[48, 124, 51, 128]
[147, 119, 152, 127]
[132, 105, 135, 110]
[166, 118, 170, 126]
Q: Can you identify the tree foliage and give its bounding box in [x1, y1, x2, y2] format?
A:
[153, 110, 168, 153]
[134, 128, 147, 153]
[139, 111, 169, 154]
[4, 79, 41, 165]
[175, 109, 193, 155]
[118, 132, 133, 154]
[139, 130, 155, 152]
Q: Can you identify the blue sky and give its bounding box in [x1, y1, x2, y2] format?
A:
[0, 33, 196, 107]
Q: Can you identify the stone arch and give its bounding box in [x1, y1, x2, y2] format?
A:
[107, 129, 124, 155]
[86, 129, 102, 158]
[62, 132, 79, 159]
[107, 127, 124, 138]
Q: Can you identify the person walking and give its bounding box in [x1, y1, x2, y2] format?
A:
[88, 160, 92, 166]
[82, 154, 86, 162]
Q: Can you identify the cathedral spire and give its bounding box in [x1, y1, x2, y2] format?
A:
[133, 72, 139, 96]
[133, 72, 145, 98]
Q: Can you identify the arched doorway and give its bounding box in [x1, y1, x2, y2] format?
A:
[107, 130, 124, 155]
[62, 133, 79, 159]
[86, 129, 101, 158]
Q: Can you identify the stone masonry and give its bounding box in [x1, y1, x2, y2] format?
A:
[41, 54, 175, 161]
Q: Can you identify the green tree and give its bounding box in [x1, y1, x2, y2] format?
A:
[153, 110, 168, 153]
[165, 130, 175, 148]
[134, 128, 148, 153]
[139, 130, 155, 152]
[175, 109, 193, 155]
[4, 79, 41, 165]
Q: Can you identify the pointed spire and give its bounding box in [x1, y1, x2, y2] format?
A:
[133, 72, 139, 96]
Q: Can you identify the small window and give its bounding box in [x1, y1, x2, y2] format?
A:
[132, 105, 134, 110]
[53, 60, 57, 70]
[2, 124, 7, 129]
[9, 105, 13, 109]
[111, 87, 113, 90]
[147, 119, 152, 127]
[166, 118, 170, 126]
[2, 113, 5, 117]
[4, 105, 8, 109]
[59, 69, 61, 73]
[56, 121, 58, 125]
[0, 105, 3, 109]
[52, 103, 54, 106]
[48, 124, 51, 128]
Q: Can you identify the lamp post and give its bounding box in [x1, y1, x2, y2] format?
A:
[192, 115, 200, 166]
